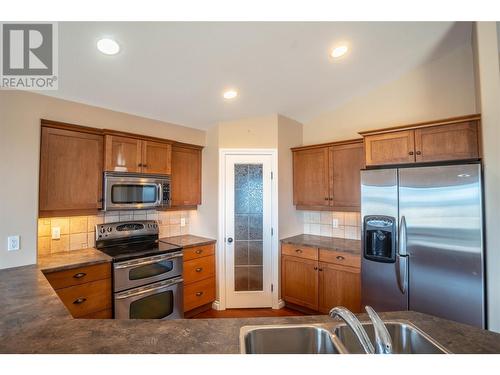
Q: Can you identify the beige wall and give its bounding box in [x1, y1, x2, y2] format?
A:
[217, 114, 279, 149]
[303, 42, 477, 144]
[277, 115, 303, 239]
[0, 90, 205, 270]
[473, 22, 500, 332]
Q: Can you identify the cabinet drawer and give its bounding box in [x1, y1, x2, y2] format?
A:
[319, 249, 360, 268]
[281, 243, 318, 261]
[184, 255, 215, 284]
[183, 244, 215, 261]
[44, 262, 111, 290]
[81, 308, 112, 319]
[184, 277, 215, 312]
[56, 278, 112, 318]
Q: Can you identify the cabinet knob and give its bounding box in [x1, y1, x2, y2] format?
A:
[73, 297, 87, 305]
[195, 249, 203, 255]
[408, 151, 414, 156]
[336, 255, 345, 261]
[416, 151, 422, 155]
[195, 267, 203, 273]
[314, 266, 318, 270]
[318, 268, 323, 272]
[138, 163, 143, 167]
[73, 272, 86, 279]
[195, 291, 204, 297]
[142, 164, 148, 168]
[324, 197, 329, 201]
[295, 249, 303, 254]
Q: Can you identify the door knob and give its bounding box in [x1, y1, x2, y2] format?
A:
[227, 237, 233, 243]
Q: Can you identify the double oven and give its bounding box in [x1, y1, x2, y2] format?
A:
[96, 221, 183, 320]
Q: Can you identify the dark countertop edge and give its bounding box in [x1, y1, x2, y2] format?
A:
[37, 248, 112, 274]
[40, 257, 112, 274]
[280, 234, 361, 254]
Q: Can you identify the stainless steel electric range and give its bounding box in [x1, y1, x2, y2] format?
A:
[95, 220, 184, 320]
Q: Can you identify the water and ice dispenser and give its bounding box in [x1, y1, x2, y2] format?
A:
[363, 215, 396, 263]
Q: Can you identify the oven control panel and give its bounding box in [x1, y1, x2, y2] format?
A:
[95, 220, 159, 241]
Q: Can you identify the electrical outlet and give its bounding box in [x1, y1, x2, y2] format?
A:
[180, 218, 186, 227]
[332, 219, 339, 228]
[51, 227, 61, 240]
[8, 236, 20, 251]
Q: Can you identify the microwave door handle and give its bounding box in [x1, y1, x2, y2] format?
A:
[156, 184, 162, 206]
[398, 215, 408, 256]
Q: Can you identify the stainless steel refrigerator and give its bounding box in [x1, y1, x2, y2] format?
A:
[361, 163, 485, 328]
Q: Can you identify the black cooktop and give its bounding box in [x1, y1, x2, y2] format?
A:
[97, 239, 182, 262]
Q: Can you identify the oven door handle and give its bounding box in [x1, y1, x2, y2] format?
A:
[114, 252, 183, 269]
[115, 277, 183, 300]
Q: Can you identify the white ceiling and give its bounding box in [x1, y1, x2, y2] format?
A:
[45, 22, 472, 130]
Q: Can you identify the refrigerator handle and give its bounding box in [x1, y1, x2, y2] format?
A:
[398, 215, 408, 256]
[395, 254, 408, 294]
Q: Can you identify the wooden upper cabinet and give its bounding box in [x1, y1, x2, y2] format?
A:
[364, 130, 415, 166]
[39, 126, 103, 215]
[171, 145, 202, 207]
[360, 114, 481, 167]
[414, 121, 479, 163]
[293, 147, 330, 207]
[281, 255, 319, 311]
[104, 135, 172, 175]
[104, 135, 142, 173]
[292, 140, 364, 211]
[331, 142, 365, 209]
[142, 140, 172, 175]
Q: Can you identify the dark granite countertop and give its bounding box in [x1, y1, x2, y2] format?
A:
[160, 234, 216, 248]
[2, 254, 500, 353]
[37, 248, 112, 273]
[281, 234, 361, 255]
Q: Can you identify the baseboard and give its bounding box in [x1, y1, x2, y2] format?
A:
[212, 300, 223, 311]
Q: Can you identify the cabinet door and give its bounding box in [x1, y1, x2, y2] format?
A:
[142, 140, 172, 175]
[331, 142, 364, 209]
[281, 256, 318, 310]
[364, 130, 415, 166]
[414, 122, 479, 163]
[293, 147, 330, 207]
[318, 262, 361, 313]
[39, 127, 103, 213]
[104, 135, 142, 173]
[171, 145, 202, 206]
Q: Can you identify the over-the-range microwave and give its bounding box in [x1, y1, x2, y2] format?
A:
[103, 172, 171, 211]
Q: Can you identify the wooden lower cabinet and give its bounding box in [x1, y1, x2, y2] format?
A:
[281, 244, 361, 314]
[44, 262, 112, 319]
[318, 262, 361, 313]
[281, 256, 319, 310]
[182, 243, 216, 315]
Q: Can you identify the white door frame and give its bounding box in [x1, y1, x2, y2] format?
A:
[214, 149, 280, 310]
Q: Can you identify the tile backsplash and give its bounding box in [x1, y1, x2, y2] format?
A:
[302, 211, 361, 240]
[37, 210, 191, 256]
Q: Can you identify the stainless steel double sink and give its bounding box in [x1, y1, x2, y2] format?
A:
[240, 320, 450, 354]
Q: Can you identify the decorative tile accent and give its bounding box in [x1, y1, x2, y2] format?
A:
[69, 216, 87, 234]
[37, 210, 192, 255]
[302, 211, 360, 240]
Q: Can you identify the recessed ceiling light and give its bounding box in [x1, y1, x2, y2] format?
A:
[330, 45, 349, 59]
[97, 38, 120, 55]
[223, 89, 238, 100]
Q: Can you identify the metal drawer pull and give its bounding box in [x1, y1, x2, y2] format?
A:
[73, 297, 87, 304]
[73, 272, 86, 279]
[195, 249, 203, 254]
[295, 249, 303, 253]
[336, 255, 345, 261]
[408, 151, 414, 156]
[196, 291, 204, 297]
[195, 267, 203, 272]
